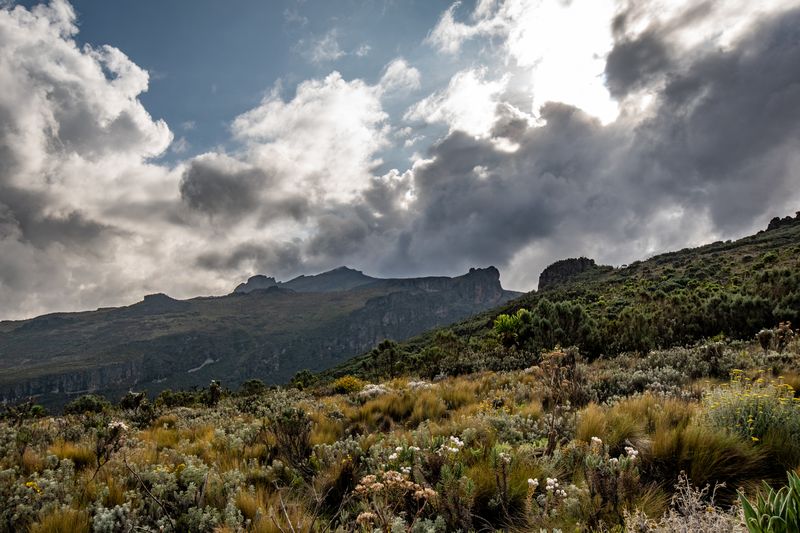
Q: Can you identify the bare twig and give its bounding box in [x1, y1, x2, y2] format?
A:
[123, 454, 176, 530]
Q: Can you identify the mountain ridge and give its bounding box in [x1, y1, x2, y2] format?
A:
[0, 266, 519, 408]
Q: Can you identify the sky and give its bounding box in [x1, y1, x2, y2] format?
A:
[1, 0, 799, 320]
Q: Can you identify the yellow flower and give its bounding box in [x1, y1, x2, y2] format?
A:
[751, 436, 760, 442]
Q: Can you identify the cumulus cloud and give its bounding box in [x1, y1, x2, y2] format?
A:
[378, 58, 421, 94]
[231, 72, 389, 201]
[2, 0, 800, 321]
[405, 68, 510, 137]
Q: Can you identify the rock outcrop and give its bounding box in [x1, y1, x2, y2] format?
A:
[538, 257, 599, 290]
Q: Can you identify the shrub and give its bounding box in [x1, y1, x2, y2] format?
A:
[705, 370, 800, 468]
[332, 375, 366, 394]
[645, 423, 768, 499]
[63, 394, 110, 415]
[269, 407, 313, 477]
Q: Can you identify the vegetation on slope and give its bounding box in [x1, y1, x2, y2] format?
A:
[322, 216, 800, 382]
[2, 331, 800, 532]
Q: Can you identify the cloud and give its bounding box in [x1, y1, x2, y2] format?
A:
[299, 3, 800, 288]
[354, 43, 371, 57]
[426, 1, 507, 54]
[0, 0, 179, 318]
[179, 153, 269, 219]
[405, 68, 510, 137]
[378, 58, 421, 94]
[303, 29, 345, 63]
[2, 0, 800, 321]
[231, 72, 389, 201]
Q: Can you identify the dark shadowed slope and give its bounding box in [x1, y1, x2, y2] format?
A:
[0, 267, 519, 408]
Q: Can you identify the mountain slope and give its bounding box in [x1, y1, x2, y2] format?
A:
[0, 267, 519, 408]
[323, 213, 800, 380]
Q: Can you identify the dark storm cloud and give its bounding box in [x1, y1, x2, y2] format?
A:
[0, 184, 119, 250]
[179, 155, 311, 224]
[180, 156, 268, 218]
[640, 8, 800, 229]
[195, 240, 302, 275]
[604, 31, 671, 98]
[314, 7, 800, 281]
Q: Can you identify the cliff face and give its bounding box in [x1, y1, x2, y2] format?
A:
[0, 266, 518, 409]
[538, 257, 600, 290]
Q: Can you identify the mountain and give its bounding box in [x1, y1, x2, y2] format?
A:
[0, 267, 519, 408]
[233, 266, 377, 294]
[322, 213, 800, 380]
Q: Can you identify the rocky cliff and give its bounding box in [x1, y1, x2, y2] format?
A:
[0, 266, 519, 409]
[538, 257, 602, 290]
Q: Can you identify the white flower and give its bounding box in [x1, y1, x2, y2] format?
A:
[108, 420, 129, 431]
[528, 478, 539, 488]
[591, 436, 602, 445]
[625, 446, 639, 458]
[395, 446, 403, 452]
[409, 446, 421, 452]
[388, 453, 398, 461]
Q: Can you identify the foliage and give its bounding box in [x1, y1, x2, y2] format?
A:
[332, 375, 366, 394]
[705, 370, 800, 468]
[740, 471, 800, 533]
[63, 394, 110, 415]
[0, 336, 797, 532]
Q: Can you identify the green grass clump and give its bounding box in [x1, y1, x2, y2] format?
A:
[740, 470, 800, 533]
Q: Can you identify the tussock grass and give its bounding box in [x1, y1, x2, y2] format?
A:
[49, 440, 95, 470]
[646, 422, 770, 500]
[28, 507, 90, 533]
[409, 391, 448, 426]
[140, 427, 180, 450]
[22, 448, 45, 474]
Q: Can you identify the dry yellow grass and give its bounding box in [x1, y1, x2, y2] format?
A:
[139, 427, 180, 450]
[28, 507, 90, 533]
[49, 440, 95, 470]
[22, 448, 46, 474]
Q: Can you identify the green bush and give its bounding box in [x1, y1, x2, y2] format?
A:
[63, 394, 110, 415]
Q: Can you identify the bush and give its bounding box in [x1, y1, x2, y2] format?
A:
[332, 375, 366, 394]
[63, 394, 110, 415]
[705, 370, 800, 468]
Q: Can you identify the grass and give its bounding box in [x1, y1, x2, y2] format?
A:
[49, 440, 95, 470]
[28, 507, 90, 533]
[2, 338, 799, 532]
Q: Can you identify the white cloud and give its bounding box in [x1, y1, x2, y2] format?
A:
[305, 29, 345, 63]
[231, 72, 389, 202]
[355, 43, 371, 57]
[405, 68, 509, 137]
[378, 58, 421, 94]
[426, 0, 506, 54]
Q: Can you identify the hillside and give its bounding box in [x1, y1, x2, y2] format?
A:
[0, 267, 519, 408]
[2, 218, 800, 532]
[324, 213, 800, 380]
